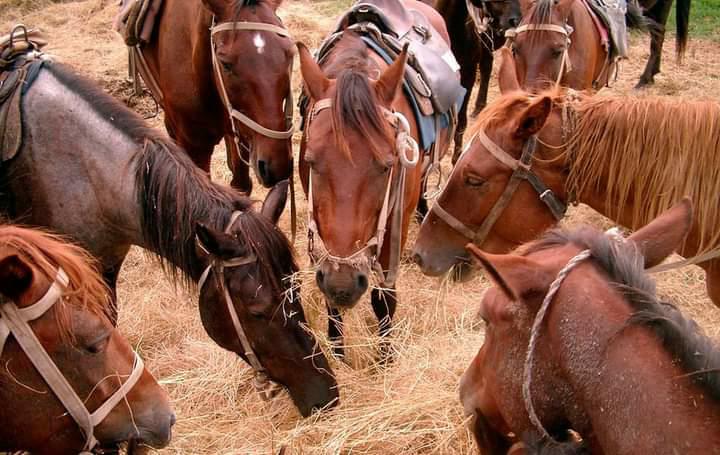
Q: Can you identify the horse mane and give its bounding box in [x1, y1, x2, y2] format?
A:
[565, 95, 720, 254]
[322, 32, 394, 161]
[0, 225, 110, 339]
[525, 226, 720, 402]
[46, 62, 296, 293]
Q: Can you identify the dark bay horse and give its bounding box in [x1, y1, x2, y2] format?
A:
[297, 0, 453, 358]
[140, 0, 294, 192]
[460, 200, 720, 453]
[0, 225, 174, 453]
[433, 0, 521, 162]
[0, 61, 337, 416]
[412, 57, 720, 307]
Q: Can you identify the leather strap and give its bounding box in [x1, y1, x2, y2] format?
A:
[211, 21, 292, 37]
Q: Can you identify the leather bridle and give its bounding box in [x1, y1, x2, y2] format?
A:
[505, 22, 574, 86]
[431, 129, 567, 247]
[209, 18, 295, 164]
[195, 211, 282, 401]
[0, 268, 145, 454]
[305, 98, 419, 288]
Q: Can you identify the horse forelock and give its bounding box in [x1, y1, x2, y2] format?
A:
[0, 226, 111, 342]
[565, 96, 720, 254]
[323, 34, 394, 162]
[525, 226, 720, 403]
[522, 0, 559, 48]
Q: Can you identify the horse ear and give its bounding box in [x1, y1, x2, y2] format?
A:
[627, 197, 693, 268]
[374, 43, 409, 105]
[514, 96, 552, 139]
[201, 0, 228, 16]
[0, 255, 34, 300]
[466, 244, 551, 301]
[195, 223, 247, 259]
[297, 42, 330, 101]
[497, 47, 521, 94]
[261, 180, 288, 225]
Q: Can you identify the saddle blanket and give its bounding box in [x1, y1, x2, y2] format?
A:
[584, 0, 630, 59]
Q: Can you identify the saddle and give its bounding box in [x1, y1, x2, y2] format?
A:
[0, 26, 48, 163]
[583, 0, 630, 60]
[114, 0, 164, 46]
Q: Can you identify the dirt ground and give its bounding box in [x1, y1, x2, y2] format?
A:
[4, 1, 720, 453]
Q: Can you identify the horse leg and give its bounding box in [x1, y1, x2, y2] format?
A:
[224, 135, 253, 195]
[636, 0, 672, 87]
[102, 263, 123, 326]
[327, 306, 345, 360]
[164, 116, 214, 173]
[472, 48, 493, 117]
[371, 287, 397, 363]
[453, 53, 479, 164]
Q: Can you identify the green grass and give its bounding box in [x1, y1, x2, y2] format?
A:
[668, 0, 720, 41]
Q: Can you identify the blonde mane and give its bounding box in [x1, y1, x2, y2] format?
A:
[566, 95, 720, 253]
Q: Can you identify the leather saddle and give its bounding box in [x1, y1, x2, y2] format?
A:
[584, 0, 630, 60]
[114, 0, 164, 46]
[328, 0, 464, 116]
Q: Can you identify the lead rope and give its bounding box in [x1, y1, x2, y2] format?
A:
[523, 249, 591, 443]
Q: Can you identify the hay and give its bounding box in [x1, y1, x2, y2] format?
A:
[4, 0, 720, 453]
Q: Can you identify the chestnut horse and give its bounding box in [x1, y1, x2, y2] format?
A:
[412, 55, 720, 307]
[460, 200, 720, 453]
[140, 0, 294, 192]
[433, 0, 521, 162]
[0, 225, 174, 453]
[507, 0, 687, 90]
[1, 60, 337, 416]
[297, 0, 452, 358]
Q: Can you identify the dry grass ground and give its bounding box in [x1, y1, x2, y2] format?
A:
[4, 1, 720, 453]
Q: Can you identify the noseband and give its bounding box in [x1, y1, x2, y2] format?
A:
[505, 22, 574, 86]
[431, 129, 567, 247]
[210, 18, 295, 162]
[305, 98, 419, 288]
[0, 268, 144, 454]
[196, 211, 282, 401]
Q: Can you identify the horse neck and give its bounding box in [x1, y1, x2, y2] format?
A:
[566, 0, 606, 88]
[545, 275, 720, 451]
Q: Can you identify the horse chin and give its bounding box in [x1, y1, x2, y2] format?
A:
[450, 261, 476, 283]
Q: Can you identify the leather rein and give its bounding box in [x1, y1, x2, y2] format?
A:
[0, 268, 144, 454]
[305, 98, 419, 288]
[431, 128, 567, 247]
[195, 211, 282, 401]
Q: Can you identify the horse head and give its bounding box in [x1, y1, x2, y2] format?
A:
[202, 0, 294, 187]
[0, 226, 174, 453]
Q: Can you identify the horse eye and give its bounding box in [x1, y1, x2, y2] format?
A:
[219, 60, 233, 73]
[85, 335, 109, 355]
[464, 174, 487, 187]
[551, 48, 564, 58]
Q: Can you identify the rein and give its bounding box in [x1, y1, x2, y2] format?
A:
[195, 211, 282, 401]
[305, 98, 419, 288]
[505, 23, 574, 86]
[431, 128, 566, 247]
[0, 268, 144, 454]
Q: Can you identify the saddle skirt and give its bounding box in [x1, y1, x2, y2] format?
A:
[583, 0, 630, 60]
[114, 0, 164, 46]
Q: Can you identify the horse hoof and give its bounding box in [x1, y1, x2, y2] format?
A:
[634, 79, 654, 90]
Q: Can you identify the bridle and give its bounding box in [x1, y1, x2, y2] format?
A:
[466, 0, 513, 36]
[0, 268, 144, 454]
[209, 17, 295, 164]
[195, 211, 282, 401]
[505, 22, 574, 86]
[431, 128, 567, 247]
[305, 98, 419, 288]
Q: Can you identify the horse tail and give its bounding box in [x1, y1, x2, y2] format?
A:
[676, 0, 691, 62]
[625, 0, 648, 32]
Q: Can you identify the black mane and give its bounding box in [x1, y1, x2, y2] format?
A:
[527, 226, 720, 402]
[47, 62, 296, 292]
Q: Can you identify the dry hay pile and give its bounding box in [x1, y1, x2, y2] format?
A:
[5, 0, 720, 453]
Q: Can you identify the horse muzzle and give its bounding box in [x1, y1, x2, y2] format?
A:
[315, 260, 370, 308]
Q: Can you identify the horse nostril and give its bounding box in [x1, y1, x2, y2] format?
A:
[258, 159, 269, 182]
[412, 252, 423, 268]
[316, 269, 325, 287]
[356, 272, 368, 291]
[169, 413, 177, 427]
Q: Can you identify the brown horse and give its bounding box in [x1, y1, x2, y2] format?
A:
[297, 0, 453, 357]
[433, 0, 521, 162]
[140, 0, 294, 192]
[459, 200, 720, 453]
[412, 55, 720, 307]
[0, 225, 174, 454]
[1, 60, 338, 416]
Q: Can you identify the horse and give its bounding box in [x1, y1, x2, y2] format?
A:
[459, 200, 720, 453]
[506, 0, 688, 90]
[411, 54, 720, 307]
[138, 0, 294, 192]
[0, 59, 338, 417]
[433, 0, 521, 163]
[0, 225, 175, 453]
[297, 0, 454, 358]
[636, 0, 690, 87]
